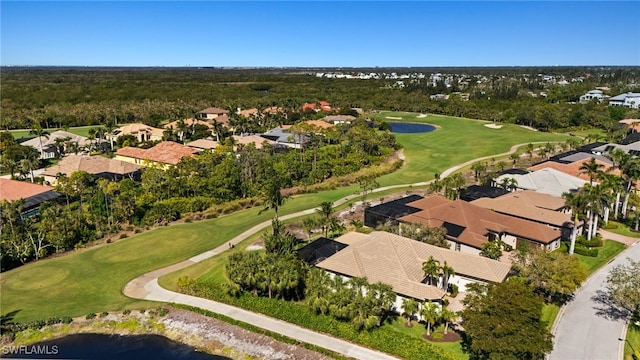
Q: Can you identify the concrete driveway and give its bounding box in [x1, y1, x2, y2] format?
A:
[549, 238, 640, 360]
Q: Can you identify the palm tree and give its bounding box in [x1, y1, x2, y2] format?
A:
[509, 152, 520, 168]
[599, 172, 625, 221]
[87, 128, 97, 152]
[104, 119, 117, 150]
[420, 301, 439, 336]
[316, 201, 334, 237]
[29, 123, 50, 159]
[439, 307, 457, 335]
[441, 261, 455, 292]
[618, 155, 640, 218]
[563, 191, 586, 255]
[402, 298, 420, 326]
[422, 256, 441, 287]
[259, 180, 286, 221]
[579, 157, 604, 185]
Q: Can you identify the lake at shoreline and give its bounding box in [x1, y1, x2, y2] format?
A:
[2, 333, 229, 360]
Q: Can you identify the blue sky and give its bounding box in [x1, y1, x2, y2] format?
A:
[1, 1, 639, 67]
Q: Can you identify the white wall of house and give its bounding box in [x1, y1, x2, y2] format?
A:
[447, 240, 482, 256]
[448, 274, 485, 293]
[500, 234, 517, 249]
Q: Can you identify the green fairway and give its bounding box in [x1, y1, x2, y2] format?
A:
[0, 185, 361, 322]
[0, 112, 572, 324]
[8, 126, 104, 141]
[372, 112, 569, 186]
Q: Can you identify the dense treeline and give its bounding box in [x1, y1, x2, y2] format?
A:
[2, 67, 639, 131]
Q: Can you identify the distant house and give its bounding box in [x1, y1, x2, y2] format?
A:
[232, 134, 277, 150]
[282, 120, 335, 131]
[322, 115, 355, 125]
[196, 107, 229, 121]
[112, 123, 164, 143]
[115, 141, 199, 169]
[618, 119, 640, 134]
[495, 168, 589, 198]
[21, 130, 92, 159]
[609, 92, 640, 109]
[528, 157, 614, 183]
[302, 101, 332, 112]
[41, 155, 142, 186]
[579, 89, 609, 103]
[0, 178, 61, 218]
[186, 138, 219, 151]
[589, 141, 640, 157]
[315, 231, 511, 309]
[164, 118, 213, 130]
[260, 127, 307, 149]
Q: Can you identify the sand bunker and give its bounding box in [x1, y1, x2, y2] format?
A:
[416, 114, 427, 118]
[385, 116, 402, 120]
[484, 124, 503, 129]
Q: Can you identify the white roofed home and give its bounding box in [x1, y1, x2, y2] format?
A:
[579, 89, 609, 103]
[609, 92, 640, 109]
[311, 231, 511, 314]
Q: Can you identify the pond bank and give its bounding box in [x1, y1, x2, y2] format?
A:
[3, 307, 332, 360]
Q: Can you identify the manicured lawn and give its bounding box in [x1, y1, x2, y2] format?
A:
[0, 190, 349, 323]
[576, 240, 627, 275]
[386, 316, 467, 360]
[625, 324, 640, 360]
[541, 303, 560, 330]
[606, 221, 640, 238]
[371, 112, 569, 186]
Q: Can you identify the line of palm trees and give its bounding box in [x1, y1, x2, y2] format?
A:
[401, 297, 457, 336]
[563, 151, 640, 254]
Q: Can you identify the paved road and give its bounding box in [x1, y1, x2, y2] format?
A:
[549, 238, 640, 360]
[122, 142, 550, 359]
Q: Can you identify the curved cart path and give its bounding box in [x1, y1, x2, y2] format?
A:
[123, 142, 549, 359]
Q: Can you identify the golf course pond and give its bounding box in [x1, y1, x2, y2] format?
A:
[389, 122, 436, 133]
[2, 334, 228, 360]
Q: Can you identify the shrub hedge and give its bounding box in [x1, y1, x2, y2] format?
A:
[180, 280, 454, 360]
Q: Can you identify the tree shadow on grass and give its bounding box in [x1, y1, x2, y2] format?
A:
[591, 290, 631, 321]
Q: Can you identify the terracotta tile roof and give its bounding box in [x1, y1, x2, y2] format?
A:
[471, 190, 572, 228]
[238, 108, 258, 118]
[317, 231, 511, 300]
[323, 115, 356, 123]
[528, 158, 616, 181]
[619, 119, 640, 125]
[198, 107, 229, 115]
[302, 103, 317, 111]
[281, 120, 334, 130]
[21, 130, 90, 150]
[400, 195, 561, 248]
[0, 178, 55, 202]
[164, 118, 213, 129]
[42, 155, 141, 177]
[115, 123, 164, 136]
[186, 139, 219, 150]
[207, 114, 230, 127]
[115, 141, 198, 165]
[232, 135, 276, 150]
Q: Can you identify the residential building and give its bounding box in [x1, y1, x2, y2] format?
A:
[112, 123, 164, 143]
[579, 89, 609, 103]
[314, 231, 511, 310]
[589, 141, 640, 157]
[21, 130, 92, 159]
[528, 157, 614, 183]
[41, 155, 141, 186]
[609, 92, 640, 109]
[115, 141, 199, 169]
[260, 127, 307, 149]
[282, 120, 335, 131]
[398, 195, 563, 254]
[232, 134, 277, 150]
[196, 107, 229, 121]
[471, 190, 580, 239]
[185, 138, 219, 151]
[164, 118, 213, 130]
[619, 119, 640, 133]
[0, 178, 61, 217]
[495, 168, 589, 197]
[322, 115, 355, 125]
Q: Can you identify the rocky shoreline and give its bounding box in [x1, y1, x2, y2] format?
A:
[5, 307, 333, 360]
